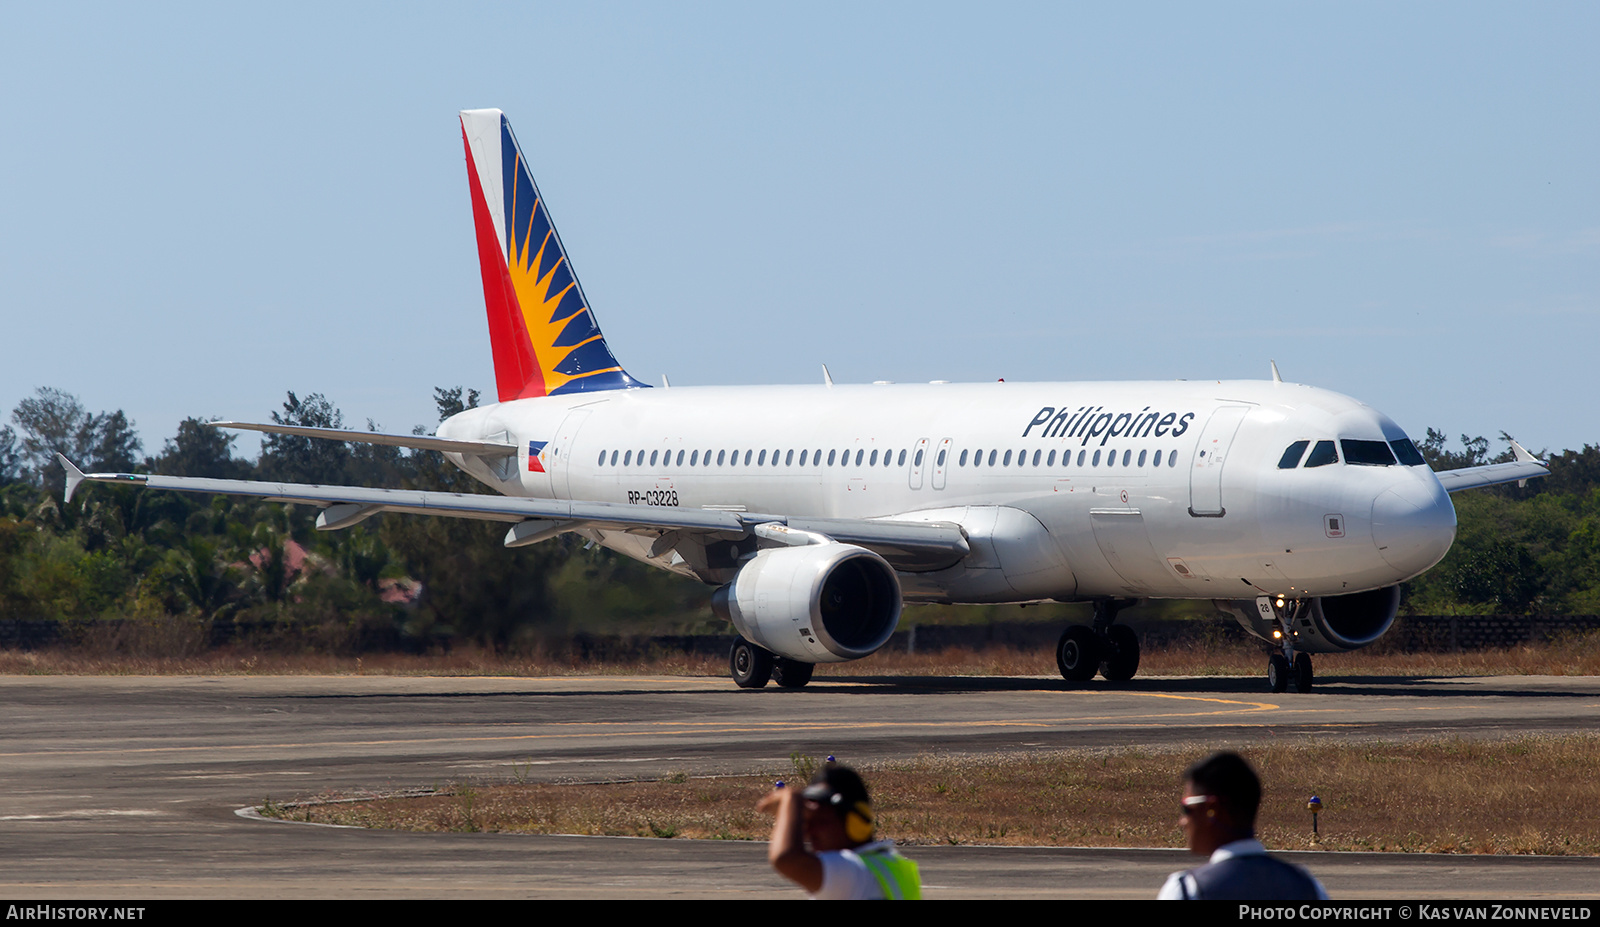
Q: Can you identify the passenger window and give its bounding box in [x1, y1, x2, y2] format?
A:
[610, 450, 619, 466]
[828, 450, 836, 466]
[758, 450, 766, 466]
[1003, 450, 1012, 466]
[1278, 441, 1310, 469]
[1342, 440, 1397, 466]
[937, 448, 947, 466]
[988, 450, 997, 466]
[1077, 450, 1086, 466]
[973, 448, 983, 466]
[1304, 440, 1338, 468]
[1031, 449, 1040, 466]
[786, 450, 794, 466]
[597, 450, 606, 466]
[676, 450, 685, 466]
[898, 450, 907, 467]
[855, 449, 864, 466]
[1092, 450, 1101, 466]
[623, 451, 632, 466]
[914, 448, 924, 466]
[1122, 449, 1131, 466]
[650, 450, 659, 466]
[1168, 449, 1178, 467]
[1137, 449, 1146, 467]
[690, 450, 699, 466]
[960, 449, 969, 466]
[870, 449, 879, 466]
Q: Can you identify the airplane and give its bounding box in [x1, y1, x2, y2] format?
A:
[60, 108, 1550, 693]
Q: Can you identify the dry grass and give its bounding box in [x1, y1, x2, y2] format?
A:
[267, 735, 1600, 856]
[3, 631, 1598, 678]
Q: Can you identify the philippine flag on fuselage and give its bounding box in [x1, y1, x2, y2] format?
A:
[527, 440, 548, 473]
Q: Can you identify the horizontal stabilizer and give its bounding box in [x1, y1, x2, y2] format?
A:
[210, 421, 517, 457]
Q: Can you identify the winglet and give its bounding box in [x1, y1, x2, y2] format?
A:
[1509, 439, 1542, 464]
[57, 454, 85, 503]
[1270, 360, 1283, 383]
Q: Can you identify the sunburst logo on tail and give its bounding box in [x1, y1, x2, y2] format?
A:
[461, 109, 647, 401]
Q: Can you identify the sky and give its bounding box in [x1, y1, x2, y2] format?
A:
[2, 2, 1596, 460]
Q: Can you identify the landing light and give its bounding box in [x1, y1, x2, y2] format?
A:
[1272, 629, 1282, 639]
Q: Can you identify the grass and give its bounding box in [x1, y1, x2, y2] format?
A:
[262, 735, 1600, 856]
[1, 630, 1598, 677]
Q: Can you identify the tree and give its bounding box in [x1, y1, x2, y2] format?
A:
[152, 418, 250, 480]
[0, 426, 22, 486]
[433, 386, 480, 423]
[11, 388, 143, 494]
[257, 392, 350, 484]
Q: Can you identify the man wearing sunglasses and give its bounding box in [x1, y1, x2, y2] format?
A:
[1159, 751, 1328, 900]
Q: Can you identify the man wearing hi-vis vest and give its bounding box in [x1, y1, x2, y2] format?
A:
[757, 763, 921, 899]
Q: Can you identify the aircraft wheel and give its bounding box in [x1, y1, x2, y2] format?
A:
[730, 637, 773, 689]
[1101, 625, 1141, 681]
[1268, 654, 1290, 693]
[1294, 652, 1314, 693]
[771, 657, 814, 689]
[1056, 625, 1100, 682]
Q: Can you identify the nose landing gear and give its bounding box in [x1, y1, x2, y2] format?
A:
[1260, 596, 1314, 693]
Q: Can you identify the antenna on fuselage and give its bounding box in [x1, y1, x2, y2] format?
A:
[1270, 360, 1283, 383]
[822, 364, 834, 388]
[662, 374, 671, 389]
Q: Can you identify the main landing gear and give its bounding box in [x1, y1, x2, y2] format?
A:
[1056, 599, 1141, 682]
[729, 637, 814, 689]
[1264, 598, 1314, 693]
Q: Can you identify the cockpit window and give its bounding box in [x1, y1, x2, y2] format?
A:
[1277, 441, 1310, 469]
[1341, 439, 1398, 466]
[1304, 440, 1338, 468]
[1390, 438, 1427, 466]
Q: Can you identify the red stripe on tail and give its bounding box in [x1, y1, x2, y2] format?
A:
[463, 128, 546, 401]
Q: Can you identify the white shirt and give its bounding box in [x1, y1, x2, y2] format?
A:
[812, 839, 901, 900]
[1157, 838, 1329, 900]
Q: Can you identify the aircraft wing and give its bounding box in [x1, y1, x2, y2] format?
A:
[57, 456, 969, 570]
[1434, 440, 1550, 493]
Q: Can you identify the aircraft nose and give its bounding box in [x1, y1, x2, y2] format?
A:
[1371, 476, 1456, 576]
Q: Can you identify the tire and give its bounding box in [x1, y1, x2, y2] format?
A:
[1056, 625, 1100, 681]
[771, 658, 815, 689]
[730, 638, 773, 689]
[1101, 625, 1141, 681]
[1268, 653, 1290, 693]
[1294, 652, 1314, 693]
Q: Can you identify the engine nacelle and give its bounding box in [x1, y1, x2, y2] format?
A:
[1215, 585, 1400, 654]
[711, 543, 902, 663]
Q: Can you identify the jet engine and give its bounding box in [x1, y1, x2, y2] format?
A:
[1216, 585, 1401, 654]
[711, 543, 901, 663]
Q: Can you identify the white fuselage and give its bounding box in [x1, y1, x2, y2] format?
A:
[437, 378, 1457, 604]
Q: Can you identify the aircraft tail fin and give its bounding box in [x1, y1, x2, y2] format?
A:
[459, 109, 647, 401]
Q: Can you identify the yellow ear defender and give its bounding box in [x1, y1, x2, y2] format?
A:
[845, 800, 875, 843]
